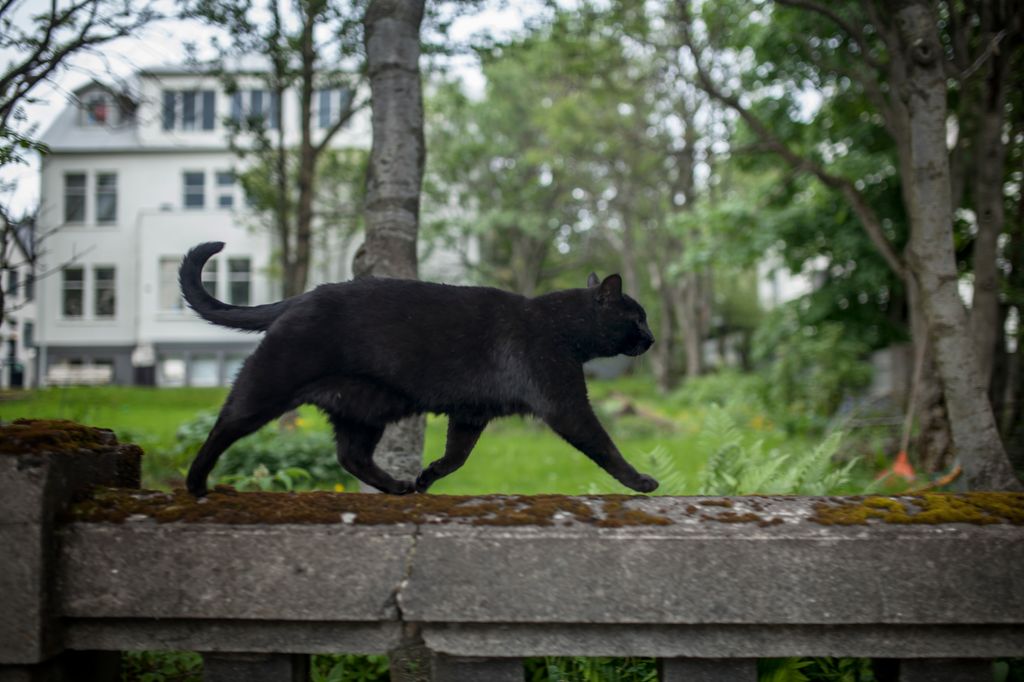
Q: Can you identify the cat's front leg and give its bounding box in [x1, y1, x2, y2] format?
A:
[542, 403, 659, 493]
[415, 419, 487, 493]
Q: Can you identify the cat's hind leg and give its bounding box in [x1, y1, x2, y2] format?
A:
[328, 415, 416, 495]
[186, 398, 287, 497]
[415, 419, 487, 493]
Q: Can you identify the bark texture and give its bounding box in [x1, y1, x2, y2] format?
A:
[894, 1, 1021, 491]
[354, 0, 427, 488]
[357, 2, 428, 676]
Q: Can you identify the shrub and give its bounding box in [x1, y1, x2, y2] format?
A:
[173, 412, 356, 490]
[752, 307, 873, 430]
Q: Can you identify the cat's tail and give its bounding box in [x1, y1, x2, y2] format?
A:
[179, 242, 292, 332]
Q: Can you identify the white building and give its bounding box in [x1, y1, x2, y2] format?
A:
[1, 219, 38, 389]
[29, 65, 371, 387]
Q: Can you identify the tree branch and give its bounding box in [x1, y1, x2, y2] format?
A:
[677, 5, 906, 280]
[775, 0, 882, 70]
[314, 93, 368, 156]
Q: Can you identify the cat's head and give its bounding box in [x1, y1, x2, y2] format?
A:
[587, 272, 655, 357]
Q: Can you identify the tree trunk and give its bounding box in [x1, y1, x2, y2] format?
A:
[357, 1, 428, 677]
[895, 1, 1021, 490]
[355, 0, 427, 486]
[647, 260, 678, 392]
[908, 279, 952, 472]
[968, 49, 1009, 389]
[291, 1, 319, 298]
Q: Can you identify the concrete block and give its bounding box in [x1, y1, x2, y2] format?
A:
[203, 652, 308, 682]
[659, 657, 756, 681]
[421, 623, 1024, 659]
[401, 520, 1023, 625]
[59, 524, 416, 621]
[431, 655, 522, 682]
[64, 619, 402, 655]
[0, 422, 140, 665]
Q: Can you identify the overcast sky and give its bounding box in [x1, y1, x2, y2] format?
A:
[1, 0, 548, 216]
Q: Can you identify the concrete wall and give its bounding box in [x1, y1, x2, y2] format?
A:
[2, 421, 1022, 681]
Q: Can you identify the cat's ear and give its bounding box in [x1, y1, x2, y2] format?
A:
[587, 272, 600, 288]
[597, 274, 623, 302]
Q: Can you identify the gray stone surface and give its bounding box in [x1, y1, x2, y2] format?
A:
[420, 623, 1024, 658]
[400, 521, 1023, 625]
[34, 491, 1024, 661]
[899, 659, 993, 682]
[202, 652, 308, 682]
[659, 657, 757, 682]
[63, 619, 403, 654]
[430, 655, 522, 682]
[59, 524, 416, 621]
[0, 437, 140, 665]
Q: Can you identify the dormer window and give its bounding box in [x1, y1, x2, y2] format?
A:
[80, 92, 118, 127]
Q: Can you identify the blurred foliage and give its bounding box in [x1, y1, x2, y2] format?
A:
[525, 656, 657, 682]
[174, 411, 357, 491]
[310, 654, 389, 682]
[121, 651, 201, 682]
[752, 305, 874, 429]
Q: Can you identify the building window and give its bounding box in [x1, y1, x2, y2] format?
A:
[95, 173, 117, 223]
[94, 266, 116, 317]
[228, 258, 251, 305]
[225, 353, 246, 383]
[316, 88, 353, 128]
[158, 355, 186, 387]
[190, 354, 219, 387]
[183, 172, 205, 209]
[162, 90, 216, 131]
[64, 173, 86, 223]
[62, 267, 84, 317]
[23, 321, 34, 348]
[24, 272, 34, 301]
[159, 257, 183, 311]
[230, 89, 280, 129]
[81, 92, 117, 126]
[216, 171, 235, 209]
[162, 90, 175, 130]
[93, 359, 114, 382]
[6, 270, 17, 297]
[202, 257, 218, 297]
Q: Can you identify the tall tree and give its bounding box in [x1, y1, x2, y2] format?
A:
[354, 5, 427, 676]
[677, 0, 1022, 489]
[188, 0, 366, 297]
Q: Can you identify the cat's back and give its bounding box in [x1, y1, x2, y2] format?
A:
[289, 277, 529, 336]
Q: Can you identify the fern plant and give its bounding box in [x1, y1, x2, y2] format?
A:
[592, 405, 863, 497]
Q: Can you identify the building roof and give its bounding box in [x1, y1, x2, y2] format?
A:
[38, 101, 144, 153]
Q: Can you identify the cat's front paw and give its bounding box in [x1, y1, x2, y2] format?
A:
[628, 474, 659, 494]
[414, 472, 435, 494]
[387, 479, 416, 495]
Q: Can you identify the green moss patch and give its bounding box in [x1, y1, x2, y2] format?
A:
[810, 493, 1024, 526]
[65, 487, 675, 527]
[0, 419, 121, 455]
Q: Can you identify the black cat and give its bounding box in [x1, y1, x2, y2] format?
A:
[180, 242, 658, 497]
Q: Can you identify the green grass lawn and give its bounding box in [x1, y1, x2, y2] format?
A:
[0, 379, 714, 492]
[0, 375, 860, 495]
